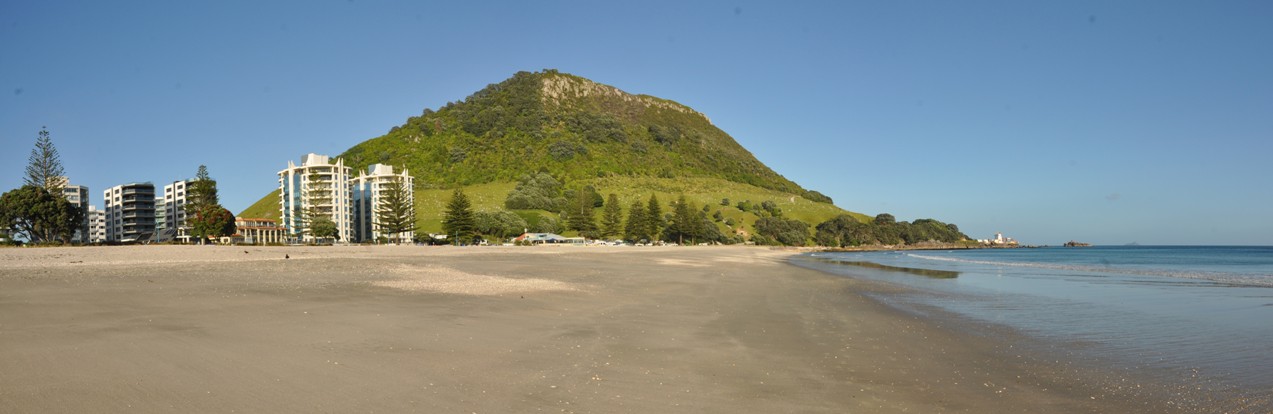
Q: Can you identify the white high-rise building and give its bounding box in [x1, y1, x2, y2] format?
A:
[55, 177, 91, 243]
[157, 179, 194, 242]
[352, 164, 415, 243]
[88, 205, 106, 243]
[278, 153, 353, 243]
[103, 182, 156, 243]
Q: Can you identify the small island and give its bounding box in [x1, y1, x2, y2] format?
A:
[1063, 240, 1092, 247]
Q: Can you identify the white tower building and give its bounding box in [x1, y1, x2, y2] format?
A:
[158, 179, 194, 243]
[352, 164, 415, 243]
[278, 153, 353, 243]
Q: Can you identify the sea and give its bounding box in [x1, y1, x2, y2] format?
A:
[791, 246, 1273, 408]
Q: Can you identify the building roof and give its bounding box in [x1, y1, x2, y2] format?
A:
[514, 233, 567, 242]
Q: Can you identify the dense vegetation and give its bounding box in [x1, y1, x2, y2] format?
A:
[1, 128, 85, 245]
[813, 214, 969, 247]
[338, 70, 816, 195]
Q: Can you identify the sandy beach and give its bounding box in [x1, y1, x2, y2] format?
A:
[0, 245, 1177, 413]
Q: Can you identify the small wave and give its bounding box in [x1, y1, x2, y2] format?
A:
[903, 253, 1273, 288]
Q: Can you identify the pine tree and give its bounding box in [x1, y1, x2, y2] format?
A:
[301, 171, 334, 243]
[187, 165, 218, 209]
[442, 188, 475, 245]
[624, 200, 647, 243]
[24, 127, 65, 193]
[566, 188, 597, 236]
[666, 195, 695, 245]
[645, 194, 663, 242]
[600, 194, 623, 239]
[374, 178, 416, 243]
[187, 165, 230, 244]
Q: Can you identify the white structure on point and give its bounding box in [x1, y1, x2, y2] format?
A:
[352, 164, 415, 243]
[278, 153, 354, 243]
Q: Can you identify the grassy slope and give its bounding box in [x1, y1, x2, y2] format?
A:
[239, 189, 281, 221]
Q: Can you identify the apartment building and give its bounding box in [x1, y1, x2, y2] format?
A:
[58, 179, 91, 243]
[88, 205, 106, 243]
[278, 153, 353, 243]
[352, 164, 415, 243]
[103, 182, 156, 243]
[156, 179, 195, 242]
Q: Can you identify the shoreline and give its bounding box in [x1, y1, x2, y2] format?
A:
[0, 245, 1205, 412]
[791, 249, 1272, 413]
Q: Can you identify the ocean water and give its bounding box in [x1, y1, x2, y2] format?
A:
[791, 246, 1273, 404]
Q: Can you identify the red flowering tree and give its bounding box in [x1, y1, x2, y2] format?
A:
[191, 204, 236, 244]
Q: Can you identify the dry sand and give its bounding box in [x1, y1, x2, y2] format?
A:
[0, 245, 1169, 413]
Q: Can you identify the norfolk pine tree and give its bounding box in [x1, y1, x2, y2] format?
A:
[645, 194, 663, 242]
[623, 199, 647, 243]
[374, 178, 416, 244]
[601, 193, 623, 239]
[186, 165, 231, 244]
[442, 188, 475, 245]
[24, 127, 65, 193]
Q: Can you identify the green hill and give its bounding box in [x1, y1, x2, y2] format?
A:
[240, 70, 866, 237]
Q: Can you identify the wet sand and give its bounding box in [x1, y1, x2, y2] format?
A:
[1, 245, 1167, 413]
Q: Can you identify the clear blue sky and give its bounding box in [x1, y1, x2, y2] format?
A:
[3, 1, 1271, 245]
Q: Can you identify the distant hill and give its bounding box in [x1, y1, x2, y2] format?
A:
[241, 70, 866, 234]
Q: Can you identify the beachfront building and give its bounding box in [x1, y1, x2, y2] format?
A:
[103, 182, 157, 243]
[155, 179, 195, 243]
[56, 177, 91, 243]
[514, 232, 569, 245]
[88, 205, 106, 243]
[278, 153, 354, 243]
[231, 217, 286, 245]
[352, 164, 415, 243]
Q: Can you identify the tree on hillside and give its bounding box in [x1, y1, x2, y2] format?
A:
[24, 127, 65, 193]
[663, 195, 695, 244]
[564, 187, 598, 237]
[374, 178, 416, 243]
[623, 200, 647, 243]
[442, 188, 476, 245]
[600, 194, 623, 238]
[474, 210, 528, 241]
[696, 209, 725, 244]
[0, 186, 84, 244]
[814, 215, 871, 247]
[504, 172, 566, 211]
[645, 194, 663, 241]
[753, 217, 809, 246]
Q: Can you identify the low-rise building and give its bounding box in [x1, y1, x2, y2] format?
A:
[232, 217, 286, 245]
